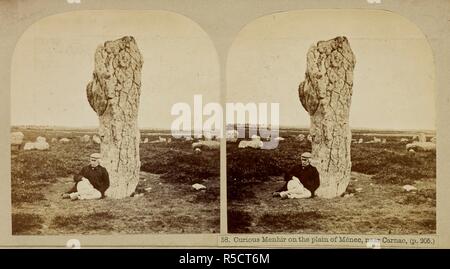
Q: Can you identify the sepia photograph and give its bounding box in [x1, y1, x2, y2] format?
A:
[10, 10, 220, 235]
[1, 0, 449, 249]
[226, 10, 436, 234]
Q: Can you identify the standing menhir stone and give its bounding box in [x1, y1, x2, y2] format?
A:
[298, 36, 356, 198]
[86, 36, 143, 199]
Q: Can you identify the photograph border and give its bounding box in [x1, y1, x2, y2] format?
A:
[1, 0, 448, 248]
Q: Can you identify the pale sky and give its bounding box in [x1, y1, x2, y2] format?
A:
[11, 10, 220, 130]
[227, 10, 436, 131]
[11, 10, 435, 131]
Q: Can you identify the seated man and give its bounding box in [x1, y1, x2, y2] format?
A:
[62, 153, 110, 200]
[273, 152, 320, 199]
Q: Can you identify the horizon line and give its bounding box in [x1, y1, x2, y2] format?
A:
[10, 124, 436, 133]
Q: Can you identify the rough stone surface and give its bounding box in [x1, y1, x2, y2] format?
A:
[298, 36, 356, 198]
[86, 36, 143, 199]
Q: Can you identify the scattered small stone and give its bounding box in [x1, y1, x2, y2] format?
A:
[23, 142, 35, 150]
[226, 130, 239, 142]
[406, 142, 435, 152]
[24, 137, 50, 150]
[402, 185, 417, 192]
[192, 183, 207, 191]
[355, 188, 363, 192]
[36, 136, 46, 143]
[145, 187, 152, 192]
[34, 141, 50, 150]
[192, 140, 220, 150]
[238, 140, 263, 149]
[296, 134, 305, 142]
[11, 132, 24, 145]
[92, 135, 101, 144]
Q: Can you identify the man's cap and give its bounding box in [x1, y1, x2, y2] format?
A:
[90, 153, 102, 159]
[301, 152, 312, 158]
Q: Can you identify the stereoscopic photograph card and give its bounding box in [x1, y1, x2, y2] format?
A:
[0, 0, 449, 248]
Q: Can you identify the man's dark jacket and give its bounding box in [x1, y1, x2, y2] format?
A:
[278, 164, 320, 197]
[67, 165, 110, 197]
